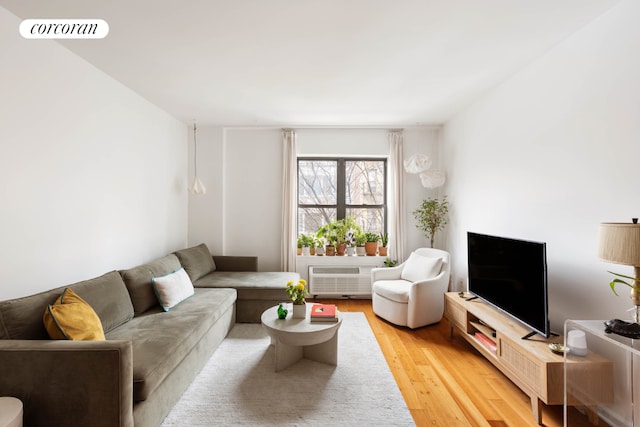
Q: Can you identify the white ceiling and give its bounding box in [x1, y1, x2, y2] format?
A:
[2, 0, 621, 126]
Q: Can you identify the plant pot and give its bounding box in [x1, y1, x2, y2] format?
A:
[315, 246, 325, 256]
[325, 245, 335, 256]
[292, 303, 306, 319]
[346, 246, 355, 256]
[356, 246, 366, 256]
[302, 246, 311, 256]
[336, 243, 347, 256]
[310, 247, 316, 256]
[365, 242, 378, 256]
[378, 246, 388, 257]
[297, 247, 302, 255]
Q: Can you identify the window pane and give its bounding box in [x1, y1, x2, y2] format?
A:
[345, 160, 384, 205]
[298, 160, 337, 205]
[298, 208, 336, 236]
[347, 207, 384, 235]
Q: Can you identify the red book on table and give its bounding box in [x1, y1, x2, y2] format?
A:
[310, 304, 338, 322]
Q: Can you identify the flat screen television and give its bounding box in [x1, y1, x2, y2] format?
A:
[467, 232, 550, 339]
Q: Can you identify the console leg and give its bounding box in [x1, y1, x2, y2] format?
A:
[530, 395, 542, 425]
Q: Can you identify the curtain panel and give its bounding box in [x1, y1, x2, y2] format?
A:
[281, 129, 298, 272]
[388, 130, 405, 263]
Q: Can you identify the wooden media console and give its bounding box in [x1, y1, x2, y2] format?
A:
[444, 292, 612, 425]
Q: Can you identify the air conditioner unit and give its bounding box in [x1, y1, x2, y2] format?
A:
[308, 266, 373, 296]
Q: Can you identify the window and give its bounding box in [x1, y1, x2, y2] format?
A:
[297, 158, 386, 236]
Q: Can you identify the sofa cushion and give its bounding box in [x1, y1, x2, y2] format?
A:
[70, 271, 135, 334]
[43, 288, 106, 340]
[120, 254, 182, 314]
[105, 287, 237, 402]
[0, 271, 133, 339]
[174, 243, 216, 282]
[400, 252, 443, 283]
[152, 268, 195, 311]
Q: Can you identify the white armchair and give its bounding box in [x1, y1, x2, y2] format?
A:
[371, 248, 451, 329]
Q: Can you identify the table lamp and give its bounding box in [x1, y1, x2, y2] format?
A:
[598, 220, 640, 322]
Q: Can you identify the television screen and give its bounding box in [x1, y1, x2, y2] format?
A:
[467, 232, 549, 338]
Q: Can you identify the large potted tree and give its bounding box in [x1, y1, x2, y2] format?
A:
[413, 196, 449, 248]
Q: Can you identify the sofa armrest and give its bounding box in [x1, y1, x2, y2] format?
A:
[0, 340, 133, 427]
[213, 255, 258, 272]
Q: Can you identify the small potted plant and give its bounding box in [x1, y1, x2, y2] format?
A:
[286, 279, 309, 318]
[316, 223, 336, 256]
[354, 232, 367, 256]
[378, 232, 389, 257]
[364, 232, 379, 256]
[298, 234, 314, 256]
[315, 237, 325, 256]
[296, 236, 304, 255]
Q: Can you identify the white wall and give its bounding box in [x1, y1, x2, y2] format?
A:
[0, 8, 188, 300]
[442, 0, 640, 331]
[188, 126, 442, 270]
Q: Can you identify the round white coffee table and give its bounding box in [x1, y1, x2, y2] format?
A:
[261, 304, 343, 372]
[0, 397, 23, 427]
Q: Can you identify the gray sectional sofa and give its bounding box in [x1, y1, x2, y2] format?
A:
[0, 243, 299, 426]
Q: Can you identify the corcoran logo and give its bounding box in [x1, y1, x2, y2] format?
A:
[20, 19, 109, 39]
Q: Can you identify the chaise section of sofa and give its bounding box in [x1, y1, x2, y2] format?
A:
[174, 243, 300, 323]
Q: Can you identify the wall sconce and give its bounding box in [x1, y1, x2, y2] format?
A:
[189, 122, 206, 195]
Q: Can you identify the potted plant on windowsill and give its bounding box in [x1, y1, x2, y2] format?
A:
[354, 232, 367, 256]
[296, 236, 304, 255]
[315, 237, 325, 256]
[378, 232, 389, 257]
[298, 234, 314, 256]
[364, 232, 379, 256]
[316, 223, 337, 256]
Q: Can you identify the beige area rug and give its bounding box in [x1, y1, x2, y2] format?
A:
[161, 312, 415, 426]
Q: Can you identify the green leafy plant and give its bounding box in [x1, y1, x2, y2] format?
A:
[354, 232, 367, 246]
[380, 232, 389, 247]
[316, 223, 337, 246]
[364, 232, 379, 243]
[316, 216, 360, 246]
[298, 233, 315, 247]
[384, 258, 398, 267]
[413, 196, 449, 248]
[286, 279, 308, 304]
[607, 271, 640, 296]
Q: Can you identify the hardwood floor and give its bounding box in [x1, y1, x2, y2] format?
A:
[314, 299, 598, 427]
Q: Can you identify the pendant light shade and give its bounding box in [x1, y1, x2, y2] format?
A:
[189, 176, 207, 195]
[189, 122, 206, 195]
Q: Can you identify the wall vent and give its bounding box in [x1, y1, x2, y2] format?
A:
[308, 266, 373, 296]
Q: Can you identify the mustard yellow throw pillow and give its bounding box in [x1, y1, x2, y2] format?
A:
[43, 288, 106, 340]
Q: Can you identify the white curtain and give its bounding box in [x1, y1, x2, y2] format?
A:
[281, 129, 298, 272]
[388, 130, 405, 263]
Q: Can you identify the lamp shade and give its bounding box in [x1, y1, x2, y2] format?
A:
[598, 223, 640, 266]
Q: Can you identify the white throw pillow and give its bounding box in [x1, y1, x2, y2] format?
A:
[400, 252, 443, 283]
[152, 268, 195, 311]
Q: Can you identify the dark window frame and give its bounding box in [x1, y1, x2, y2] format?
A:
[297, 157, 387, 235]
